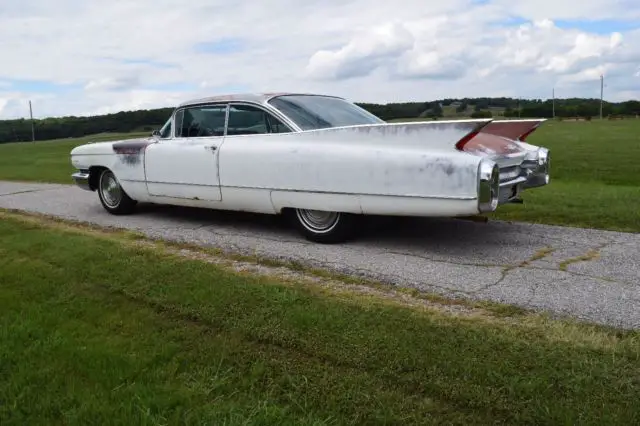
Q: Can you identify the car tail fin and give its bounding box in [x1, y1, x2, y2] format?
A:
[481, 119, 546, 141]
[456, 119, 547, 156]
[296, 118, 494, 151]
[455, 130, 480, 151]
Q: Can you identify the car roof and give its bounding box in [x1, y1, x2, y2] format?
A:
[177, 92, 344, 107]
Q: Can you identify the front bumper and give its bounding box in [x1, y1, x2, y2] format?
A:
[72, 171, 92, 191]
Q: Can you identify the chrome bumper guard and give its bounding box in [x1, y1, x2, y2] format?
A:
[72, 171, 92, 191]
[521, 147, 550, 189]
[496, 147, 550, 204]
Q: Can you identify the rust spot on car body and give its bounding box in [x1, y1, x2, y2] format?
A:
[112, 139, 154, 154]
[112, 139, 155, 166]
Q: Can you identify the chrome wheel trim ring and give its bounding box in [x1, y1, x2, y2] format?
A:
[99, 171, 123, 208]
[295, 209, 340, 234]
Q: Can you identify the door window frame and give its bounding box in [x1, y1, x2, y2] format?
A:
[225, 102, 295, 136]
[171, 102, 230, 140]
[166, 100, 297, 140]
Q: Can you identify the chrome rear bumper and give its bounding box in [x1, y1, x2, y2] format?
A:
[494, 148, 550, 205]
[72, 171, 92, 191]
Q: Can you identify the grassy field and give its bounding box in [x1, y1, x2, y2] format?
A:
[1, 211, 638, 425]
[488, 119, 640, 232]
[0, 132, 148, 184]
[0, 120, 638, 232]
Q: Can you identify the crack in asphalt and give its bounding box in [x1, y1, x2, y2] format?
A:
[558, 243, 609, 271]
[151, 224, 627, 290]
[186, 224, 624, 287]
[472, 246, 557, 294]
[0, 187, 63, 197]
[209, 234, 632, 289]
[383, 249, 502, 268]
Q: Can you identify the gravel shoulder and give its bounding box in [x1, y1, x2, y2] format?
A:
[1, 180, 639, 329]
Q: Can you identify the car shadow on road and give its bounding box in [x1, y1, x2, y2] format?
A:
[129, 202, 532, 252]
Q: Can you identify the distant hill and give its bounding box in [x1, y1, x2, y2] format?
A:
[1, 97, 639, 144]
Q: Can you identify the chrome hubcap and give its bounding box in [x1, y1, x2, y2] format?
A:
[100, 172, 122, 208]
[296, 209, 340, 233]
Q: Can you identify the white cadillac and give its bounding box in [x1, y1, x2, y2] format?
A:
[70, 93, 550, 243]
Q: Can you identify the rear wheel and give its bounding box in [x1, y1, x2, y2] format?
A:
[97, 169, 137, 215]
[289, 208, 359, 243]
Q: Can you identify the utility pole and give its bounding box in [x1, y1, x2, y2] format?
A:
[599, 74, 604, 120]
[552, 87, 555, 118]
[29, 100, 35, 142]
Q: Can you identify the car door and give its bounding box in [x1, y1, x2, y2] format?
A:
[144, 103, 228, 201]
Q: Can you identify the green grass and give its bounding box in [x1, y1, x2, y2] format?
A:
[0, 132, 147, 184]
[0, 119, 639, 232]
[1, 212, 639, 425]
[489, 119, 640, 232]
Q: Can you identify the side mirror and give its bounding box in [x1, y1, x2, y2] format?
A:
[151, 129, 161, 137]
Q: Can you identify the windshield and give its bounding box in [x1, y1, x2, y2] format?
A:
[268, 95, 385, 131]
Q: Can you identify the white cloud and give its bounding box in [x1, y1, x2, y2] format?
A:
[492, 20, 624, 74]
[306, 22, 415, 80]
[490, 0, 640, 21]
[0, 0, 639, 119]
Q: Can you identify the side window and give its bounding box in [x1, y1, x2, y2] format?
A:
[227, 104, 292, 135]
[176, 104, 227, 138]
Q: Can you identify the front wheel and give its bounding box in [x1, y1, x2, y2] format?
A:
[289, 208, 359, 243]
[97, 169, 137, 215]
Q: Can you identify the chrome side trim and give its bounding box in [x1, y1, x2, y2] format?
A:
[72, 171, 92, 191]
[143, 181, 478, 201]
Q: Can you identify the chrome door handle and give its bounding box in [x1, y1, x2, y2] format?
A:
[205, 145, 217, 151]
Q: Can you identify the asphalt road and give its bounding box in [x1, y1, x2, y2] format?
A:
[1, 180, 639, 329]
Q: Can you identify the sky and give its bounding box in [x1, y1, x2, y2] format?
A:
[0, 0, 639, 119]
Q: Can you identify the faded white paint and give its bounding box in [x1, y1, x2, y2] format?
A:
[69, 92, 551, 219]
[219, 120, 490, 200]
[70, 120, 494, 217]
[144, 137, 223, 201]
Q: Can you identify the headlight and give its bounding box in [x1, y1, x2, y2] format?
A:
[478, 159, 500, 213]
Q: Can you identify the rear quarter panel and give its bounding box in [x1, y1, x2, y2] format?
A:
[218, 123, 484, 202]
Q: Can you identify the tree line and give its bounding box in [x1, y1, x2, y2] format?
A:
[1, 97, 639, 144]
